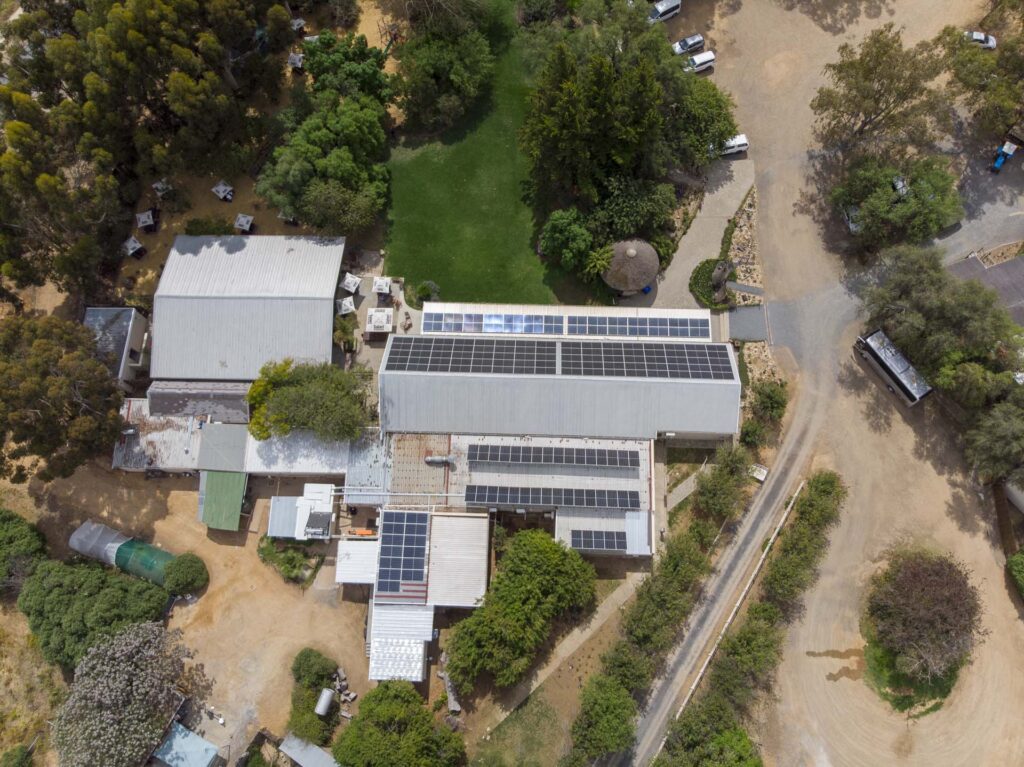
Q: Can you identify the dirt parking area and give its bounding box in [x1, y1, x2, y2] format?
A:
[1, 469, 371, 757]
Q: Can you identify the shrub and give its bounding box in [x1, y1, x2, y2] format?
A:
[18, 561, 168, 667]
[587, 177, 675, 243]
[0, 746, 31, 767]
[0, 507, 45, 597]
[581, 244, 613, 283]
[651, 232, 677, 269]
[693, 446, 751, 522]
[257, 536, 317, 584]
[163, 553, 208, 596]
[751, 379, 788, 424]
[739, 419, 767, 448]
[1008, 551, 1024, 599]
[539, 208, 592, 270]
[719, 216, 738, 260]
[445, 530, 595, 693]
[292, 647, 337, 688]
[688, 258, 732, 309]
[571, 675, 637, 759]
[602, 639, 655, 696]
[288, 685, 333, 745]
[184, 216, 234, 236]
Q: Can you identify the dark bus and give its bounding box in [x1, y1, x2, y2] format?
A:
[856, 330, 933, 407]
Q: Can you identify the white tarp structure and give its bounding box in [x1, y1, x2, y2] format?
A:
[69, 521, 129, 566]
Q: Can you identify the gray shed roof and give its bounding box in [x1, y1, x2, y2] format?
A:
[378, 337, 741, 440]
[279, 734, 339, 767]
[151, 236, 344, 381]
[268, 496, 300, 537]
[196, 423, 248, 472]
[84, 307, 140, 378]
[147, 381, 250, 423]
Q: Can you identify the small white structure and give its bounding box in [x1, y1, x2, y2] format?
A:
[267, 483, 335, 541]
[123, 236, 144, 258]
[366, 307, 393, 334]
[303, 35, 320, 44]
[334, 537, 380, 585]
[69, 521, 129, 565]
[372, 276, 392, 295]
[288, 52, 304, 70]
[136, 209, 155, 230]
[291, 18, 306, 31]
[336, 297, 356, 315]
[341, 272, 361, 294]
[211, 180, 233, 201]
[152, 179, 173, 198]
[234, 213, 254, 232]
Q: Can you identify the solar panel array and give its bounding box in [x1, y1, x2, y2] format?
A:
[422, 312, 564, 335]
[385, 337, 736, 381]
[375, 511, 429, 597]
[464, 485, 641, 509]
[467, 443, 640, 468]
[384, 336, 557, 374]
[571, 530, 627, 551]
[567, 315, 710, 338]
[561, 342, 733, 380]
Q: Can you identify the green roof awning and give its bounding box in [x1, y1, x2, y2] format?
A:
[198, 471, 247, 531]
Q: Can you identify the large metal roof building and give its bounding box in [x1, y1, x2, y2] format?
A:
[150, 236, 344, 382]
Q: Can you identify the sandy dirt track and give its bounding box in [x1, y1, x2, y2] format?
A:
[697, 0, 1024, 763]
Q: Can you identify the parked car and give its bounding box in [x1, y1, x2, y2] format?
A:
[672, 33, 705, 55]
[683, 50, 716, 73]
[842, 205, 862, 234]
[891, 176, 909, 197]
[992, 141, 1018, 173]
[965, 30, 997, 49]
[648, 0, 681, 24]
[720, 133, 749, 155]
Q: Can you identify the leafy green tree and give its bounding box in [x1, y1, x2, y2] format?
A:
[265, 4, 295, 51]
[52, 623, 205, 767]
[967, 399, 1024, 484]
[660, 69, 738, 170]
[163, 553, 209, 595]
[830, 155, 962, 249]
[292, 647, 337, 688]
[328, 0, 362, 27]
[693, 446, 751, 522]
[582, 244, 613, 282]
[0, 315, 123, 483]
[739, 419, 767, 449]
[811, 23, 949, 148]
[940, 26, 1024, 137]
[288, 685, 335, 745]
[865, 245, 1020, 411]
[601, 639, 655, 697]
[0, 746, 32, 767]
[0, 508, 45, 597]
[247, 360, 373, 442]
[332, 681, 465, 767]
[867, 548, 982, 682]
[750, 380, 788, 424]
[587, 177, 676, 243]
[18, 561, 168, 667]
[256, 92, 388, 225]
[571, 675, 637, 760]
[394, 30, 495, 132]
[305, 32, 392, 102]
[539, 208, 592, 269]
[299, 177, 386, 235]
[445, 529, 595, 693]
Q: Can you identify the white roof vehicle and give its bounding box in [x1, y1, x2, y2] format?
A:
[684, 50, 716, 73]
[965, 30, 997, 49]
[720, 133, 748, 155]
[647, 0, 681, 24]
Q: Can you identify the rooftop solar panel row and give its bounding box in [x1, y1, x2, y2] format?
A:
[384, 336, 557, 375]
[467, 443, 640, 468]
[375, 510, 429, 597]
[566, 315, 710, 338]
[570, 530, 627, 551]
[560, 341, 733, 379]
[422, 312, 563, 335]
[464, 485, 640, 509]
[422, 311, 709, 339]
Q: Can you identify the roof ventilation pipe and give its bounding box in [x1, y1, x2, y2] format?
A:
[424, 455, 456, 467]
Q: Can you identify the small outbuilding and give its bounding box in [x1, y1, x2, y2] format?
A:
[151, 722, 218, 767]
[602, 239, 660, 296]
[123, 235, 145, 259]
[234, 213, 254, 233]
[211, 180, 234, 201]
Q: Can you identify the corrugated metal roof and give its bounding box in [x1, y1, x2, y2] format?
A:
[554, 509, 650, 556]
[268, 496, 299, 538]
[368, 637, 427, 682]
[198, 471, 247, 531]
[370, 602, 435, 641]
[379, 361, 741, 440]
[427, 514, 489, 607]
[343, 430, 390, 506]
[280, 734, 339, 767]
[244, 431, 348, 476]
[83, 307, 136, 377]
[151, 236, 344, 380]
[335, 538, 380, 584]
[153, 722, 218, 767]
[197, 423, 248, 472]
[147, 381, 250, 423]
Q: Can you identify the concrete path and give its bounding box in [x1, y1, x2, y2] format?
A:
[666, 463, 710, 510]
[727, 305, 768, 342]
[620, 158, 755, 310]
[482, 570, 646, 730]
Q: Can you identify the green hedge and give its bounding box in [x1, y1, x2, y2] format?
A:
[1008, 551, 1024, 599]
[163, 553, 208, 596]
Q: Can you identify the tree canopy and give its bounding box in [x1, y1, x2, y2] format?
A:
[0, 314, 123, 483]
[571, 674, 637, 760]
[866, 548, 983, 682]
[810, 23, 949, 148]
[331, 680, 466, 767]
[0, 507, 46, 597]
[247, 360, 373, 442]
[445, 529, 595, 693]
[53, 623, 203, 767]
[831, 154, 962, 249]
[940, 25, 1024, 137]
[17, 560, 168, 667]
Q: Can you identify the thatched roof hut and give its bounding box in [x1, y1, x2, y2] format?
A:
[602, 239, 659, 295]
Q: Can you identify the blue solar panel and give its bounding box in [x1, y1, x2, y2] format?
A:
[423, 312, 563, 335]
[375, 510, 429, 597]
[464, 486, 641, 509]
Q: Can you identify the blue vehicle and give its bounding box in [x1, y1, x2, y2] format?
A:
[992, 141, 1018, 173]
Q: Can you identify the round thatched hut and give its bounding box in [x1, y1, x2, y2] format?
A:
[602, 239, 659, 296]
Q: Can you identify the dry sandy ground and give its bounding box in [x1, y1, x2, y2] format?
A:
[2, 468, 372, 757]
[694, 0, 1024, 762]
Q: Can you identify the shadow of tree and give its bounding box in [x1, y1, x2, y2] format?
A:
[773, 0, 895, 35]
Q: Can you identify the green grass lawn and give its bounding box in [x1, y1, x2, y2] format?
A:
[385, 39, 589, 305]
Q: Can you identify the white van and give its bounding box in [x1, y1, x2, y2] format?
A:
[684, 50, 716, 73]
[720, 133, 749, 155]
[648, 0, 681, 24]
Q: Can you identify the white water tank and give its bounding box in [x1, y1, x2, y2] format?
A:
[315, 688, 334, 716]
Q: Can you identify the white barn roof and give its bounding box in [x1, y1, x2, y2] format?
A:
[368, 602, 434, 681]
[151, 236, 344, 381]
[335, 538, 380, 584]
[427, 514, 489, 607]
[244, 431, 349, 476]
[378, 336, 741, 440]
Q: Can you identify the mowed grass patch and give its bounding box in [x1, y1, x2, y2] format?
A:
[863, 639, 958, 717]
[471, 685, 565, 766]
[386, 41, 586, 305]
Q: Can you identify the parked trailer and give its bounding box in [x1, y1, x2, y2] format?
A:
[856, 330, 933, 407]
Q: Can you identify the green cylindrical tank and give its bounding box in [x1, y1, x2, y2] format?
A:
[114, 539, 176, 587]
